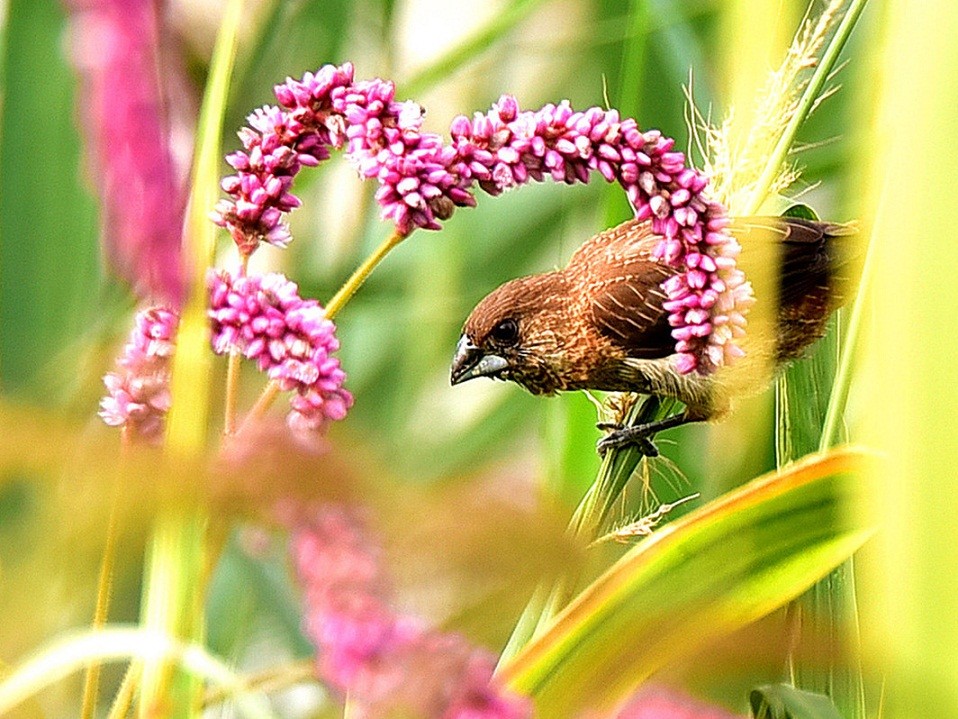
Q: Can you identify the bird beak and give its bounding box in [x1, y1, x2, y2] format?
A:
[450, 335, 509, 385]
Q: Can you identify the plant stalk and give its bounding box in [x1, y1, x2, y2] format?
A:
[324, 230, 406, 320]
[80, 496, 121, 719]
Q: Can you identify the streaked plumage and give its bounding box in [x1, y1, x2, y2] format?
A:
[451, 216, 858, 449]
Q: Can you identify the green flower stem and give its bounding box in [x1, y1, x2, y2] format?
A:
[764, 4, 869, 717]
[106, 663, 139, 719]
[234, 230, 409, 427]
[223, 256, 250, 436]
[224, 350, 242, 435]
[324, 229, 407, 320]
[238, 380, 282, 433]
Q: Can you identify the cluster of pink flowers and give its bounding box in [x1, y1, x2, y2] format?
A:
[98, 306, 178, 442]
[212, 62, 752, 374]
[100, 273, 351, 439]
[208, 271, 353, 433]
[289, 505, 531, 719]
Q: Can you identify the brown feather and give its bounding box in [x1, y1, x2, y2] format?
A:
[570, 220, 674, 359]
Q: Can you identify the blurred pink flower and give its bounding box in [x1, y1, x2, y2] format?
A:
[66, 0, 187, 306]
[99, 305, 177, 442]
[289, 505, 531, 718]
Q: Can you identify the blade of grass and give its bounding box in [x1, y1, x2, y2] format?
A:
[711, 2, 870, 715]
[400, 0, 549, 97]
[859, 1, 958, 716]
[137, 1, 244, 716]
[0, 0, 100, 399]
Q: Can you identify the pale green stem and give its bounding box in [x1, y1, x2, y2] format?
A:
[137, 510, 208, 718]
[776, 2, 872, 704]
[819, 223, 876, 451]
[224, 351, 242, 435]
[233, 231, 407, 428]
[106, 663, 139, 719]
[238, 380, 282, 432]
[80, 494, 121, 719]
[0, 627, 275, 719]
[343, 694, 362, 719]
[223, 255, 250, 436]
[324, 230, 406, 320]
[743, 0, 869, 216]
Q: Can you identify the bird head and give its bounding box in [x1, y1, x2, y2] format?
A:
[451, 272, 571, 395]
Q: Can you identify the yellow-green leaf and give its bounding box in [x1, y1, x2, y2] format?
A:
[500, 447, 874, 718]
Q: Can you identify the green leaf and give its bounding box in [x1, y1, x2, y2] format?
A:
[499, 447, 874, 718]
[782, 203, 821, 221]
[0, 0, 100, 400]
[750, 683, 846, 719]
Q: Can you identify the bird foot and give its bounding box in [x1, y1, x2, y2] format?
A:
[596, 422, 659, 458]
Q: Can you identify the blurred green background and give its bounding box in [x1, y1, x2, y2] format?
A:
[2, 0, 957, 717]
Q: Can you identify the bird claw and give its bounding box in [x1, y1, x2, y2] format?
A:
[596, 423, 659, 458]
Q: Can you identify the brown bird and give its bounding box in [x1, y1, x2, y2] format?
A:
[450, 216, 858, 454]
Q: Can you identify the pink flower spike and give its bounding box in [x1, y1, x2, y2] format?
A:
[213, 65, 754, 371]
[289, 506, 532, 718]
[208, 270, 353, 434]
[98, 306, 180, 442]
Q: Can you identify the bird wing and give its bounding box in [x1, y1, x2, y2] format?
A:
[572, 219, 675, 359]
[574, 216, 857, 362]
[730, 216, 858, 308]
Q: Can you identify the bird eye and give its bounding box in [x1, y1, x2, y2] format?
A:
[490, 318, 519, 346]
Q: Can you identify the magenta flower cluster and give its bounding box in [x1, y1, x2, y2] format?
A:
[99, 306, 178, 442]
[212, 62, 751, 374]
[208, 271, 353, 433]
[211, 62, 475, 250]
[290, 505, 531, 719]
[100, 273, 351, 439]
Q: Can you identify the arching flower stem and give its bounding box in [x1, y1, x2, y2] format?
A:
[324, 229, 407, 321]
